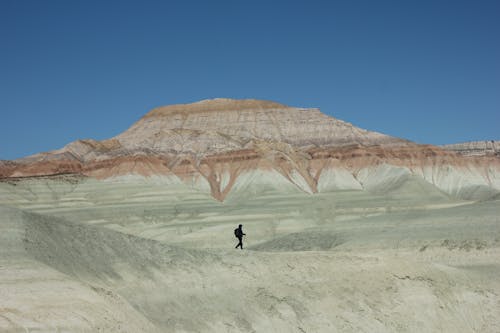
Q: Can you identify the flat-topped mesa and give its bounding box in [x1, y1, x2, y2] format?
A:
[145, 98, 291, 118]
[1, 98, 499, 202]
[116, 98, 406, 154]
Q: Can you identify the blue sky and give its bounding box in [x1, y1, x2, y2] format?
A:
[1, 0, 499, 159]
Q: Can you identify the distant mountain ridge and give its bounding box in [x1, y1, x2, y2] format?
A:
[1, 98, 499, 201]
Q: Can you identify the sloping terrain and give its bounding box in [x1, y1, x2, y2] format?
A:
[1, 99, 499, 332]
[2, 99, 498, 202]
[1, 192, 499, 332]
[0, 206, 159, 332]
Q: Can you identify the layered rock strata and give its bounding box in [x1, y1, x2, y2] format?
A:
[1, 99, 499, 201]
[442, 140, 499, 157]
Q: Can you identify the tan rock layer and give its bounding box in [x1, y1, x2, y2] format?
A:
[115, 98, 406, 157]
[441, 140, 499, 156]
[144, 98, 291, 118]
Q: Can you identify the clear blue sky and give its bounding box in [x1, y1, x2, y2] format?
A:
[1, 0, 499, 159]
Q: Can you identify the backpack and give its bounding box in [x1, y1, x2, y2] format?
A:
[234, 228, 240, 238]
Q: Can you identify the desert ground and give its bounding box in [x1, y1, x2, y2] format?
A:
[1, 175, 499, 332]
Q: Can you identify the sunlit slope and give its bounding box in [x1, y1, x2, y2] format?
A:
[1, 202, 499, 332]
[0, 206, 160, 332]
[0, 175, 497, 251]
[1, 173, 499, 332]
[1, 99, 499, 332]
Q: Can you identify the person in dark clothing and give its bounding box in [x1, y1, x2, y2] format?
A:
[234, 224, 246, 249]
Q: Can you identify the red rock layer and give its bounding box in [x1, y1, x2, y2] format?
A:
[2, 144, 499, 201]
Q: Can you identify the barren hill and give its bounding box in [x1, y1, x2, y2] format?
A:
[1, 98, 499, 201]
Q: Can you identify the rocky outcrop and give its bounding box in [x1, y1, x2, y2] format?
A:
[442, 140, 499, 157]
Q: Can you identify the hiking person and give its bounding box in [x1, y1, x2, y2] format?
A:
[234, 224, 246, 249]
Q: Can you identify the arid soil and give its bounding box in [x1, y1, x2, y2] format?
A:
[1, 99, 499, 332]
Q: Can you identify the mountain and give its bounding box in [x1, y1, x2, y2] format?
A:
[1, 98, 499, 201]
[1, 98, 500, 332]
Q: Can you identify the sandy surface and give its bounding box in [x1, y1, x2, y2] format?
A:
[0, 177, 499, 332]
